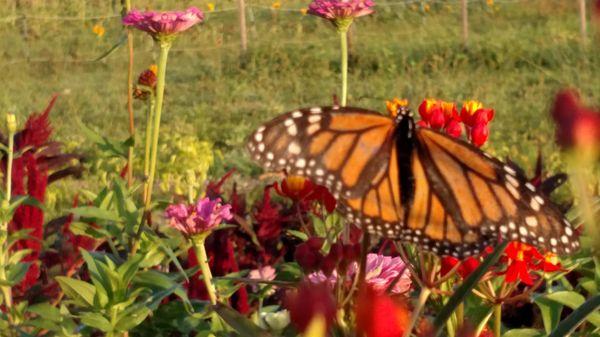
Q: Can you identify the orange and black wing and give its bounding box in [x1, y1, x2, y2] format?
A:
[402, 127, 579, 256]
[246, 106, 396, 199]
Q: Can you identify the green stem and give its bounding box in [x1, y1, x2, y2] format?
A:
[1, 124, 15, 333]
[403, 287, 431, 337]
[493, 304, 502, 337]
[142, 95, 155, 202]
[125, 0, 134, 187]
[340, 30, 348, 107]
[193, 235, 218, 305]
[144, 41, 171, 211]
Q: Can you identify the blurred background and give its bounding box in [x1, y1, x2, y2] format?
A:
[0, 0, 598, 210]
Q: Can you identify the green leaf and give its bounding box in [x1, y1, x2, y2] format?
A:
[93, 33, 127, 62]
[80, 250, 111, 307]
[213, 303, 271, 337]
[114, 305, 151, 331]
[78, 121, 132, 158]
[80, 312, 113, 332]
[543, 291, 600, 327]
[548, 295, 600, 337]
[433, 240, 509, 336]
[134, 270, 192, 312]
[502, 328, 543, 337]
[71, 206, 121, 222]
[275, 262, 303, 282]
[116, 254, 143, 286]
[27, 303, 62, 322]
[6, 262, 31, 285]
[8, 249, 32, 265]
[286, 230, 308, 241]
[55, 276, 96, 308]
[533, 296, 562, 334]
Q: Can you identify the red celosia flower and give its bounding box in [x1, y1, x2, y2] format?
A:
[285, 280, 337, 333]
[441, 256, 480, 279]
[355, 284, 410, 337]
[535, 252, 563, 273]
[254, 184, 286, 242]
[551, 90, 600, 155]
[275, 176, 336, 213]
[502, 242, 542, 286]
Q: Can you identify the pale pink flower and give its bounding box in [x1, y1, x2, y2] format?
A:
[123, 7, 204, 39]
[165, 197, 232, 236]
[308, 0, 375, 21]
[249, 266, 277, 294]
[307, 253, 411, 294]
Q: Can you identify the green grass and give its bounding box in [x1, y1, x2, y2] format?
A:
[0, 0, 598, 203]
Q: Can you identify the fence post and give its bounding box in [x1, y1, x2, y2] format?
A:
[579, 0, 587, 44]
[461, 0, 468, 47]
[238, 0, 248, 53]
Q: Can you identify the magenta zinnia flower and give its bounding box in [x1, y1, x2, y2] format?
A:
[123, 7, 204, 39]
[308, 0, 374, 26]
[165, 197, 232, 236]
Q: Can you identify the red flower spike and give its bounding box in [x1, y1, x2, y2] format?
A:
[470, 123, 489, 147]
[356, 285, 410, 337]
[285, 281, 337, 333]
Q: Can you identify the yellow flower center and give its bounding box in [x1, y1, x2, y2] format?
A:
[463, 100, 483, 115]
[286, 175, 307, 193]
[386, 98, 409, 117]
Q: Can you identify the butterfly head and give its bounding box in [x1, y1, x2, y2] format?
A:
[394, 106, 414, 123]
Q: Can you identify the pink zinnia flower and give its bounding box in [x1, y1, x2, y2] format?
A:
[165, 197, 232, 236]
[123, 7, 204, 39]
[308, 0, 374, 31]
[349, 253, 411, 294]
[308, 253, 411, 294]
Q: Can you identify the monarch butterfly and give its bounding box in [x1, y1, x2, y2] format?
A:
[246, 105, 579, 257]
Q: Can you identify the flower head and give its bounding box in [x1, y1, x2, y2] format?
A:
[285, 280, 337, 332]
[386, 97, 409, 118]
[123, 7, 204, 40]
[275, 176, 336, 213]
[535, 252, 563, 273]
[308, 0, 375, 31]
[417, 98, 463, 138]
[134, 65, 158, 100]
[551, 90, 600, 157]
[92, 23, 105, 37]
[501, 242, 542, 286]
[441, 256, 480, 279]
[349, 253, 411, 294]
[355, 284, 410, 337]
[165, 197, 232, 236]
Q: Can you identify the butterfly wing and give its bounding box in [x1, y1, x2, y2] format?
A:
[247, 106, 396, 199]
[404, 127, 579, 256]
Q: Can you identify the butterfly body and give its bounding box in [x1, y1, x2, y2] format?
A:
[247, 106, 579, 257]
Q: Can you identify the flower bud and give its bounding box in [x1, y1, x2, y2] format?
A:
[444, 119, 462, 138]
[6, 113, 17, 134]
[470, 123, 489, 147]
[294, 237, 325, 272]
[285, 280, 337, 333]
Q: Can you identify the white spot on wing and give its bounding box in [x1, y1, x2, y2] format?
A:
[287, 124, 298, 136]
[291, 111, 302, 118]
[288, 142, 301, 155]
[310, 107, 322, 114]
[525, 216, 538, 227]
[308, 115, 322, 124]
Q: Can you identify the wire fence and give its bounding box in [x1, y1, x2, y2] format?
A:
[0, 0, 592, 67]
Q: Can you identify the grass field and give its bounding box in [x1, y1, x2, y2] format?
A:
[1, 0, 599, 204]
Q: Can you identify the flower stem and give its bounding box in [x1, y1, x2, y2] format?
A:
[493, 304, 502, 337]
[403, 287, 431, 337]
[193, 235, 218, 305]
[125, 18, 135, 187]
[339, 30, 348, 107]
[142, 95, 155, 202]
[144, 40, 171, 211]
[0, 121, 15, 333]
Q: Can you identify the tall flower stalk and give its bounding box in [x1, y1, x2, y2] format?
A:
[125, 0, 135, 187]
[0, 114, 16, 334]
[123, 7, 204, 253]
[308, 0, 374, 107]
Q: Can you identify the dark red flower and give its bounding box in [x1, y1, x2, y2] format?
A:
[285, 280, 337, 333]
[355, 284, 410, 337]
[294, 237, 325, 272]
[134, 65, 158, 100]
[275, 176, 336, 213]
[551, 90, 600, 154]
[254, 185, 285, 242]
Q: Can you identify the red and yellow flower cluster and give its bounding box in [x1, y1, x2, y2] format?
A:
[442, 241, 562, 286]
[418, 98, 495, 147]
